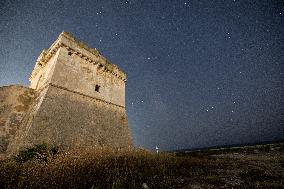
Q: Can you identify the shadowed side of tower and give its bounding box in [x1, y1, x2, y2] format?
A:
[7, 32, 132, 154]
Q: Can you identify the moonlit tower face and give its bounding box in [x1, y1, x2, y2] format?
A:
[29, 32, 127, 107]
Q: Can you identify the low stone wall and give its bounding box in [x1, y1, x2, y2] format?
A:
[0, 85, 36, 156]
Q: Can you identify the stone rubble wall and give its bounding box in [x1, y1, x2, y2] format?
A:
[0, 85, 36, 156]
[6, 86, 49, 155]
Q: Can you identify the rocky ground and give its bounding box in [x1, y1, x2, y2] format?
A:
[174, 143, 284, 188]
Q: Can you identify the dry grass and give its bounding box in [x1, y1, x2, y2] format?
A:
[0, 145, 283, 189]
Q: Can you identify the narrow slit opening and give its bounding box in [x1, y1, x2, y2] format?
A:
[95, 85, 100, 92]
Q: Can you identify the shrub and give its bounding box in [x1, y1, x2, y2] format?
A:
[14, 143, 58, 162]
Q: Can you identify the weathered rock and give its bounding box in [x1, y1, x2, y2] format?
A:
[0, 86, 37, 157]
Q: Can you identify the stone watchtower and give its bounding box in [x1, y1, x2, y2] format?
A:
[3, 32, 132, 155]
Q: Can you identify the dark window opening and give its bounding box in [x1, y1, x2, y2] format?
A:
[95, 85, 100, 92]
[68, 52, 72, 56]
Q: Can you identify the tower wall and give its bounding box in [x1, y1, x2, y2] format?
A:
[50, 46, 126, 107]
[30, 32, 126, 107]
[29, 49, 59, 91]
[14, 84, 131, 150]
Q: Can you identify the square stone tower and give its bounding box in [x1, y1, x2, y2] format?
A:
[7, 32, 132, 154]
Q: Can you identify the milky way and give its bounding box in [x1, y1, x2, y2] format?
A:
[0, 0, 283, 150]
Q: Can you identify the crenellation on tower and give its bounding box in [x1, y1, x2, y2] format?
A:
[30, 31, 126, 83]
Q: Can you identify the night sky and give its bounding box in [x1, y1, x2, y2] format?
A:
[0, 0, 283, 151]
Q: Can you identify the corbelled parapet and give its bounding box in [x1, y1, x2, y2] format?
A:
[30, 31, 127, 82]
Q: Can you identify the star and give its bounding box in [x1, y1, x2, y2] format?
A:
[141, 100, 144, 103]
[233, 101, 236, 104]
